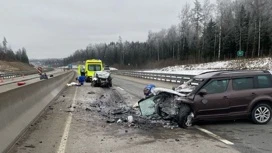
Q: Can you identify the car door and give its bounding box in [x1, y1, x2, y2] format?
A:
[228, 77, 255, 115]
[194, 78, 230, 119]
[253, 75, 272, 96]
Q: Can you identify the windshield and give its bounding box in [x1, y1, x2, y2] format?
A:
[88, 65, 101, 71]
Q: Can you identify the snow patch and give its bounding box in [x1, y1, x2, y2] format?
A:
[147, 58, 272, 73]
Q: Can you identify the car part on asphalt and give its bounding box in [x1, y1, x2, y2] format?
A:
[17, 82, 26, 86]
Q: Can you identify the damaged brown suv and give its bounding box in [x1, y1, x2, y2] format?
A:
[139, 70, 272, 128]
[176, 70, 272, 128]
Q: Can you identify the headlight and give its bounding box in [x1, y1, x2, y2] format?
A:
[93, 78, 98, 81]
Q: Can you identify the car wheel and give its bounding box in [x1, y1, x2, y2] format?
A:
[177, 104, 192, 128]
[251, 103, 271, 124]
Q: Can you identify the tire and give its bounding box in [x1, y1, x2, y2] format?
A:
[251, 103, 271, 124]
[177, 104, 192, 128]
[91, 82, 96, 87]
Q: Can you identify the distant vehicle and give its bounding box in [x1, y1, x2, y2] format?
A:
[85, 59, 103, 82]
[68, 64, 72, 69]
[104, 65, 110, 73]
[139, 70, 272, 128]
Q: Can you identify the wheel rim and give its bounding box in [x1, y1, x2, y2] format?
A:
[185, 113, 193, 127]
[254, 106, 271, 123]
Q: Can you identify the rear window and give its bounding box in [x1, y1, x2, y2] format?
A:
[104, 66, 110, 70]
[88, 65, 101, 71]
[257, 75, 272, 88]
[232, 77, 254, 90]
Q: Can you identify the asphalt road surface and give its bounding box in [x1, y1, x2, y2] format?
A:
[9, 75, 241, 153]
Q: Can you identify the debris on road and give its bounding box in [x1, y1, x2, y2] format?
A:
[83, 88, 180, 130]
[88, 91, 95, 94]
[111, 108, 128, 115]
[133, 102, 139, 108]
[128, 116, 134, 123]
[65, 109, 74, 112]
[117, 119, 122, 123]
[85, 107, 92, 111]
[17, 82, 26, 86]
[67, 82, 79, 87]
[106, 118, 115, 123]
[24, 144, 35, 148]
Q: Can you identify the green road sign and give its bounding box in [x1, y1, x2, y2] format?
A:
[237, 50, 244, 57]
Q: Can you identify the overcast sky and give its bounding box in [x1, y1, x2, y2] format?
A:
[0, 0, 215, 59]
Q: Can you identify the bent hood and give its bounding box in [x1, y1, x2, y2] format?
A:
[153, 88, 186, 97]
[95, 71, 110, 79]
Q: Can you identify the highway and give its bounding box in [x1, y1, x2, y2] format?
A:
[2, 73, 271, 153]
[7, 74, 263, 153]
[0, 69, 65, 93]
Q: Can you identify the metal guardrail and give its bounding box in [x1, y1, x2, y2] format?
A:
[0, 68, 54, 79]
[112, 70, 195, 84]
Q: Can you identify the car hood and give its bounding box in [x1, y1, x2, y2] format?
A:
[176, 87, 193, 94]
[95, 71, 110, 79]
[153, 88, 186, 97]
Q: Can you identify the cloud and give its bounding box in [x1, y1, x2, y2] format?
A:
[0, 0, 213, 59]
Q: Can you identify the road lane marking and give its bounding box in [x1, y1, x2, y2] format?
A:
[57, 87, 78, 153]
[117, 87, 124, 91]
[195, 126, 234, 145]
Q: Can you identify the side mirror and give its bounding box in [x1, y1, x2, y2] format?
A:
[198, 89, 207, 96]
[172, 87, 176, 90]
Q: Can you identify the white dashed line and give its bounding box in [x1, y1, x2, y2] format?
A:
[195, 126, 234, 145]
[57, 87, 78, 153]
[117, 87, 124, 91]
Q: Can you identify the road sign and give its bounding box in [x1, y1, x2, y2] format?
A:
[37, 67, 43, 74]
[237, 50, 244, 57]
[68, 64, 72, 69]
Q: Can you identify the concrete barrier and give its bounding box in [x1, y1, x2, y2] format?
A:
[0, 71, 76, 153]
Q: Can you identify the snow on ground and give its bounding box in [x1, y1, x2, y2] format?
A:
[145, 57, 272, 74]
[142, 70, 214, 75]
[110, 67, 118, 70]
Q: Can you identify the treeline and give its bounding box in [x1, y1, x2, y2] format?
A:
[64, 0, 272, 68]
[0, 37, 30, 64]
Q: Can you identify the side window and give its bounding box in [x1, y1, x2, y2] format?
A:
[232, 77, 254, 90]
[202, 79, 229, 94]
[257, 75, 272, 88]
